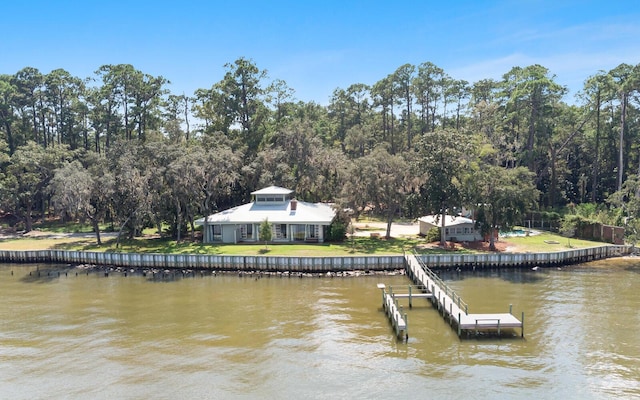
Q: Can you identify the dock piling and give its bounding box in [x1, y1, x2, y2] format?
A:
[409, 285, 412, 308]
[404, 312, 408, 340]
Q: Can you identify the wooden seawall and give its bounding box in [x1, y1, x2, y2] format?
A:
[0, 245, 631, 272]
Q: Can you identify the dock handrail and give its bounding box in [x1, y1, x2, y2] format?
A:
[378, 284, 408, 341]
[475, 318, 502, 335]
[411, 250, 469, 315]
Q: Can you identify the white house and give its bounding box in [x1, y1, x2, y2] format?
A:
[418, 215, 483, 242]
[195, 186, 336, 244]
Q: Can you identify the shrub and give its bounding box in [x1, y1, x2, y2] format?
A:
[326, 206, 351, 242]
[327, 221, 347, 241]
[424, 227, 440, 243]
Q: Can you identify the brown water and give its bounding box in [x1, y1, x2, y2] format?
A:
[1, 262, 639, 399]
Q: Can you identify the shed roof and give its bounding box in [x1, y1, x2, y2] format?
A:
[418, 215, 475, 227]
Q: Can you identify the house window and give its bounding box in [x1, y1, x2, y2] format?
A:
[456, 227, 463, 234]
[256, 195, 285, 203]
[212, 225, 222, 240]
[291, 224, 306, 241]
[240, 224, 253, 239]
[445, 228, 450, 235]
[308, 225, 318, 238]
[274, 224, 287, 239]
[464, 227, 470, 234]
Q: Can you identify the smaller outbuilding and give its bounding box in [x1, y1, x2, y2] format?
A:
[418, 215, 483, 242]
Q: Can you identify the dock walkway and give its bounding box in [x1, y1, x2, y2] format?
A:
[397, 252, 524, 338]
[378, 283, 409, 340]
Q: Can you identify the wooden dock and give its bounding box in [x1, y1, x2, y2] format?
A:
[378, 283, 409, 341]
[377, 282, 436, 341]
[380, 252, 524, 339]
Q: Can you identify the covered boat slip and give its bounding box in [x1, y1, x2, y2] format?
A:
[380, 253, 524, 340]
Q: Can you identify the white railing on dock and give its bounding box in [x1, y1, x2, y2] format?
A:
[412, 251, 469, 313]
[406, 251, 469, 314]
[378, 283, 408, 341]
[404, 252, 525, 338]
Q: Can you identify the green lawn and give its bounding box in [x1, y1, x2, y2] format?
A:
[77, 236, 431, 256]
[0, 235, 427, 256]
[503, 232, 610, 252]
[0, 229, 614, 256]
[27, 220, 115, 234]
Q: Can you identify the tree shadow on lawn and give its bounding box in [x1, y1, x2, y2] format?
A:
[57, 235, 426, 256]
[51, 239, 97, 250]
[109, 237, 418, 256]
[351, 237, 422, 254]
[67, 237, 221, 255]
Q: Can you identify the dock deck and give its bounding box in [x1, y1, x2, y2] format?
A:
[380, 253, 524, 338]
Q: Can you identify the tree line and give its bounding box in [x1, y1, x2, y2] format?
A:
[0, 58, 639, 245]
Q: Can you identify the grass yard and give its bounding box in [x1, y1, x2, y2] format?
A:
[0, 227, 613, 256]
[0, 236, 97, 251]
[0, 234, 427, 256]
[502, 231, 607, 253]
[99, 236, 450, 256]
[24, 220, 115, 234]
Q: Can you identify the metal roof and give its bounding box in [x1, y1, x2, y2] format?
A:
[195, 199, 335, 225]
[418, 215, 475, 227]
[250, 186, 293, 195]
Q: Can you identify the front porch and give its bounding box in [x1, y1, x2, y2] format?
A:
[203, 222, 324, 244]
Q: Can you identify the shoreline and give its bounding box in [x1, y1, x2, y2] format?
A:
[0, 244, 632, 275]
[7, 257, 638, 282]
[10, 263, 409, 279]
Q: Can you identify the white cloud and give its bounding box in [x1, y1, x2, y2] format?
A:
[449, 47, 640, 97]
[450, 15, 640, 90]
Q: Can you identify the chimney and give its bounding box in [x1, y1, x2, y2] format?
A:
[290, 198, 297, 211]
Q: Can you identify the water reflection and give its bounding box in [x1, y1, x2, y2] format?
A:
[1, 262, 639, 399]
[624, 264, 640, 274]
[19, 265, 76, 283]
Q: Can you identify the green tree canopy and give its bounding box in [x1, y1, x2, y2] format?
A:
[415, 129, 471, 246]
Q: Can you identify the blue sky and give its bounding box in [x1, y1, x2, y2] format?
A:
[3, 0, 639, 104]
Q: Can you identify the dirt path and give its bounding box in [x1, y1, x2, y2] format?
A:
[351, 221, 419, 237]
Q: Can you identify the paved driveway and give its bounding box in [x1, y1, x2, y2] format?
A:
[351, 221, 419, 237]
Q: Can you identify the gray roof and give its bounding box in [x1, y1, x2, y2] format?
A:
[195, 199, 335, 226]
[418, 215, 474, 227]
